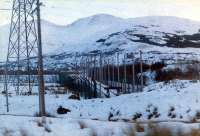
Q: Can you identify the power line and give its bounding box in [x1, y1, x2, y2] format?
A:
[0, 8, 11, 12]
[0, 8, 11, 10]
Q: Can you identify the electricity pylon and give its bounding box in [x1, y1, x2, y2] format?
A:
[4, 0, 46, 116]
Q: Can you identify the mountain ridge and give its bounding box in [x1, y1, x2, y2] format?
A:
[1, 14, 200, 69]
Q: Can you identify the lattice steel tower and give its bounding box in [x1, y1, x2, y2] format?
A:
[4, 0, 46, 115]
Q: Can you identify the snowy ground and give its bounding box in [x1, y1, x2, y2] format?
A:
[1, 80, 200, 135]
[0, 115, 136, 136]
[2, 115, 200, 136]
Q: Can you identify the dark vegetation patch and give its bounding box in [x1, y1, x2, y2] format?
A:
[96, 28, 200, 48]
[57, 106, 71, 114]
[168, 106, 177, 119]
[133, 112, 142, 121]
[146, 104, 161, 120]
[68, 94, 80, 100]
[155, 65, 200, 82]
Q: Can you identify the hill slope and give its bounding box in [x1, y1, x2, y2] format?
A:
[1, 15, 200, 68]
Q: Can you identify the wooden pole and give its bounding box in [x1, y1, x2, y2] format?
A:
[37, 0, 46, 116]
[123, 54, 127, 93]
[132, 53, 135, 92]
[107, 58, 110, 86]
[140, 50, 143, 92]
[112, 57, 115, 87]
[117, 52, 120, 88]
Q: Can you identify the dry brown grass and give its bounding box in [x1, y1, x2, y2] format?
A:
[145, 124, 200, 136]
[146, 126, 173, 136]
[189, 129, 200, 136]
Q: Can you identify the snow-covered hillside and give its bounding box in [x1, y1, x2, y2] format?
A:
[1, 14, 200, 68]
[1, 80, 200, 122]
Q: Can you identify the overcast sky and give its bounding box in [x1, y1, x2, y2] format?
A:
[0, 0, 200, 25]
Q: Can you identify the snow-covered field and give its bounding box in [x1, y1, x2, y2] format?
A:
[0, 115, 136, 136]
[1, 80, 200, 135]
[2, 115, 200, 136]
[1, 80, 200, 121]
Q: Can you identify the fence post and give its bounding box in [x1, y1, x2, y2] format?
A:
[99, 53, 103, 97]
[132, 53, 135, 92]
[117, 52, 121, 92]
[112, 57, 115, 87]
[124, 54, 127, 93]
[140, 50, 143, 92]
[107, 58, 110, 86]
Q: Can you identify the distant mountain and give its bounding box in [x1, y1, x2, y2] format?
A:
[1, 14, 200, 69]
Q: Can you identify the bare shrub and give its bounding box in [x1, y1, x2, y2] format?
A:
[135, 122, 145, 132]
[108, 112, 114, 121]
[168, 106, 177, 119]
[133, 112, 142, 121]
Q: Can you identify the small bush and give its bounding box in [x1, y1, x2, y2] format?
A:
[133, 112, 142, 121]
[168, 107, 177, 119]
[170, 106, 175, 112]
[68, 94, 80, 100]
[146, 105, 160, 120]
[135, 122, 145, 132]
[57, 106, 71, 114]
[171, 113, 176, 119]
[108, 112, 114, 121]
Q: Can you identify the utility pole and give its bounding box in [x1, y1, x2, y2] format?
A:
[37, 0, 45, 116]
